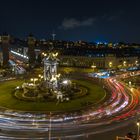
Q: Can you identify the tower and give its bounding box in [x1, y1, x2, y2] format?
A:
[27, 34, 36, 67]
[1, 33, 10, 67]
[52, 31, 56, 41]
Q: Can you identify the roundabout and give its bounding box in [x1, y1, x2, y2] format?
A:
[0, 71, 139, 139]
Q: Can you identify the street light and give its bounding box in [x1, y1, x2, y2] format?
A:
[30, 78, 34, 82]
[38, 74, 43, 79]
[62, 80, 68, 85]
[135, 60, 139, 66]
[49, 112, 52, 140]
[129, 81, 132, 86]
[123, 61, 127, 67]
[34, 78, 38, 84]
[38, 74, 44, 81]
[52, 52, 58, 57]
[30, 78, 38, 85]
[91, 63, 96, 71]
[62, 79, 71, 85]
[137, 122, 140, 140]
[42, 52, 47, 57]
[109, 62, 113, 68]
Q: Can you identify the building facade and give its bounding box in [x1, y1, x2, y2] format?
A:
[27, 35, 36, 67]
[60, 54, 138, 69]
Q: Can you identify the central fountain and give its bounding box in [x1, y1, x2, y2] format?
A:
[43, 52, 63, 101]
[14, 52, 87, 103]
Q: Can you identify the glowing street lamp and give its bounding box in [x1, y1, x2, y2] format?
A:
[135, 60, 139, 66]
[50, 75, 57, 82]
[52, 52, 59, 58]
[34, 78, 38, 84]
[40, 76, 43, 79]
[38, 74, 44, 81]
[91, 63, 96, 71]
[109, 62, 112, 68]
[91, 65, 96, 69]
[42, 52, 47, 57]
[56, 74, 61, 78]
[129, 81, 132, 86]
[62, 80, 71, 85]
[30, 78, 34, 82]
[30, 78, 38, 85]
[62, 80, 68, 85]
[123, 61, 127, 67]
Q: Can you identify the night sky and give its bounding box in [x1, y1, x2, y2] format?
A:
[0, 0, 140, 43]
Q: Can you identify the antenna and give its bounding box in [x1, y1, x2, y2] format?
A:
[52, 31, 56, 41]
[66, 42, 69, 48]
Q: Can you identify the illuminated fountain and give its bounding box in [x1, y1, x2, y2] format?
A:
[15, 52, 87, 103]
[17, 52, 72, 102]
[43, 52, 63, 101]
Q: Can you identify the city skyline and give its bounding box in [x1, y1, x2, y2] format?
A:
[0, 0, 140, 43]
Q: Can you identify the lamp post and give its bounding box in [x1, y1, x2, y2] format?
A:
[91, 63, 96, 72]
[123, 61, 127, 67]
[129, 81, 132, 87]
[49, 112, 52, 140]
[135, 60, 138, 65]
[30, 78, 38, 85]
[38, 74, 43, 81]
[137, 122, 140, 140]
[109, 62, 113, 68]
